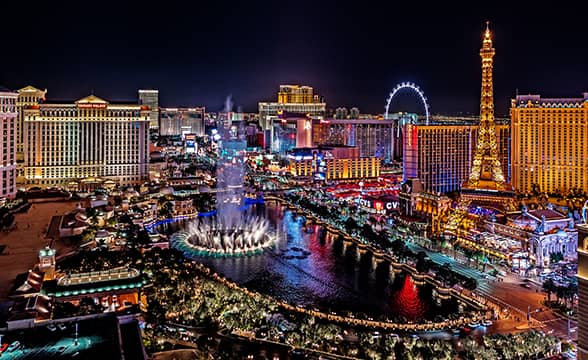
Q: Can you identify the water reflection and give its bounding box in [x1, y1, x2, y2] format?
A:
[160, 203, 459, 320]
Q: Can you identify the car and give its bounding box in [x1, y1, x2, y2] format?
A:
[57, 323, 67, 331]
[7, 341, 21, 352]
[467, 322, 480, 329]
[57, 345, 67, 353]
[0, 343, 8, 353]
[47, 324, 57, 332]
[482, 320, 493, 327]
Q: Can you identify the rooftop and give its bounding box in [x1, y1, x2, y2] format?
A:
[42, 268, 148, 298]
[527, 209, 568, 221]
[514, 93, 588, 108]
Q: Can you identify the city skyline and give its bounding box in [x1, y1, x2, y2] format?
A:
[1, 2, 587, 115]
[0, 15, 583, 359]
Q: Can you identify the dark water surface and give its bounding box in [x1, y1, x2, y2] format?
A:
[162, 203, 460, 321]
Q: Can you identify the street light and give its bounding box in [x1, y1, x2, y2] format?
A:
[75, 320, 79, 346]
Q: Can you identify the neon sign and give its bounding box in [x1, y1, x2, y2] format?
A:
[78, 103, 107, 109]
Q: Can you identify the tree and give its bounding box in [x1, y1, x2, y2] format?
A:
[2, 213, 15, 228]
[416, 252, 430, 273]
[555, 285, 565, 305]
[159, 201, 174, 218]
[137, 229, 152, 247]
[550, 252, 564, 264]
[542, 279, 556, 302]
[344, 217, 358, 234]
[463, 248, 474, 266]
[564, 282, 578, 308]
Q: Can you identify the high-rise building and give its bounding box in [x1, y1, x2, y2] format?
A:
[23, 95, 150, 190]
[138, 89, 159, 129]
[579, 223, 588, 359]
[511, 93, 588, 194]
[311, 113, 420, 161]
[312, 118, 397, 160]
[16, 86, 46, 164]
[277, 85, 316, 103]
[0, 87, 18, 199]
[259, 85, 326, 151]
[159, 107, 206, 137]
[288, 146, 380, 181]
[403, 122, 510, 194]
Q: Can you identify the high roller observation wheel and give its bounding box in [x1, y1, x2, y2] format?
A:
[385, 82, 430, 125]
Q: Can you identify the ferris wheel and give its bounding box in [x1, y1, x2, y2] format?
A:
[385, 82, 430, 125]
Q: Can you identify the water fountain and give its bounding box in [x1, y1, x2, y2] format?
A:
[170, 96, 275, 257]
[170, 215, 274, 257]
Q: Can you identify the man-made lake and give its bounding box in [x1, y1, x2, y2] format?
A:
[163, 203, 461, 322]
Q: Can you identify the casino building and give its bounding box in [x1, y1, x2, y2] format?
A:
[288, 146, 380, 181]
[0, 87, 18, 199]
[511, 93, 588, 194]
[259, 85, 326, 151]
[403, 122, 509, 194]
[23, 95, 150, 190]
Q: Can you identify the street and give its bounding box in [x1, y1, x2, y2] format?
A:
[403, 241, 577, 340]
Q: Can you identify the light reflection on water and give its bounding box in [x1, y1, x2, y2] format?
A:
[163, 203, 459, 321]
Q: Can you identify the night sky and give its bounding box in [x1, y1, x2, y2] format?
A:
[1, 1, 587, 116]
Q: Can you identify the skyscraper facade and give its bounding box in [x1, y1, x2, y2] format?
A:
[0, 87, 18, 199]
[312, 119, 396, 160]
[159, 107, 206, 137]
[511, 93, 588, 194]
[259, 85, 326, 151]
[23, 95, 150, 189]
[138, 89, 159, 129]
[16, 86, 46, 164]
[578, 224, 588, 360]
[403, 122, 509, 194]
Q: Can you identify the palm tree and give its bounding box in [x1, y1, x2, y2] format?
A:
[463, 248, 474, 266]
[542, 279, 556, 302]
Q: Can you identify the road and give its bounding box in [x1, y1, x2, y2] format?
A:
[403, 241, 577, 340]
[9, 335, 104, 359]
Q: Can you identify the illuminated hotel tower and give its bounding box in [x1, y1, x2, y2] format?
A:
[511, 92, 588, 194]
[0, 87, 18, 199]
[23, 95, 150, 190]
[16, 86, 46, 171]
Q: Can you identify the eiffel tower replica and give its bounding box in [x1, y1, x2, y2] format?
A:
[445, 23, 517, 236]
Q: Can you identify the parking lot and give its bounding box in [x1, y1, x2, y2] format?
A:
[0, 316, 121, 359]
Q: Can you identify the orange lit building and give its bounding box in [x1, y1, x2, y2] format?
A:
[0, 87, 17, 199]
[259, 85, 326, 151]
[288, 146, 380, 181]
[23, 95, 150, 189]
[511, 93, 588, 194]
[403, 122, 509, 194]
